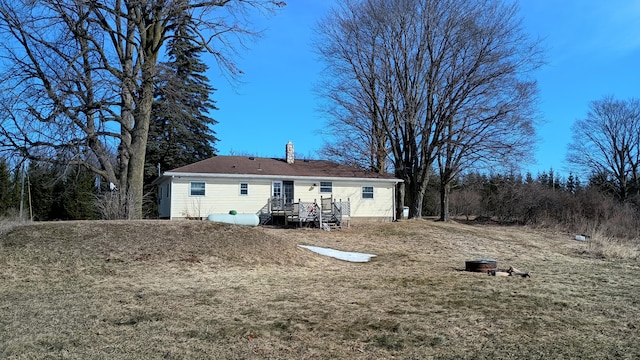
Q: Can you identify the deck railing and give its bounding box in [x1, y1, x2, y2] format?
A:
[260, 196, 349, 228]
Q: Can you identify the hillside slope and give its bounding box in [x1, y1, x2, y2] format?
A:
[1, 219, 639, 359]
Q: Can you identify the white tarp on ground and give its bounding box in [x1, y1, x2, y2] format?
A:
[298, 245, 377, 263]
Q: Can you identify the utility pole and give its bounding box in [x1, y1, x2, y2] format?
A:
[19, 163, 25, 221]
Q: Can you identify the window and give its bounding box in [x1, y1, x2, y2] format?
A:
[362, 186, 374, 199]
[272, 182, 282, 198]
[240, 183, 249, 195]
[190, 182, 205, 196]
[320, 181, 332, 193]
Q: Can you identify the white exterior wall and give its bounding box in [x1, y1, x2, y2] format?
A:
[160, 175, 398, 220]
[322, 181, 396, 219]
[168, 176, 272, 219]
[291, 180, 323, 203]
[282, 180, 395, 218]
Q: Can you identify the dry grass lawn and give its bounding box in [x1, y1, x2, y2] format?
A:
[1, 219, 639, 359]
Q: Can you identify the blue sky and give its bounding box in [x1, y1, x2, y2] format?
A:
[208, 0, 640, 178]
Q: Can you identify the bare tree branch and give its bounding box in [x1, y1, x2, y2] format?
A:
[316, 0, 541, 219]
[0, 0, 284, 218]
[568, 96, 640, 201]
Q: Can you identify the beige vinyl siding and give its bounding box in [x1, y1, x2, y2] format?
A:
[329, 181, 395, 220]
[163, 175, 398, 220]
[291, 180, 321, 203]
[294, 180, 395, 219]
[169, 177, 272, 219]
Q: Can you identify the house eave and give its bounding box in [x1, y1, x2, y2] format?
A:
[159, 171, 403, 184]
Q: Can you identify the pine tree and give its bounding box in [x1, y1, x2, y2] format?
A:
[145, 11, 218, 178]
[22, 162, 97, 220]
[144, 11, 219, 217]
[0, 158, 15, 216]
[567, 172, 576, 194]
[548, 168, 555, 189]
[27, 162, 54, 221]
[9, 165, 24, 218]
[524, 172, 534, 185]
[537, 171, 549, 187]
[60, 166, 98, 220]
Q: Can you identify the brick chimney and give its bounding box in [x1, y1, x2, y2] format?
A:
[286, 141, 294, 164]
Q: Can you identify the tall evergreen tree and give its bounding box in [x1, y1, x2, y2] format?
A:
[19, 162, 97, 220]
[0, 158, 16, 216]
[145, 11, 219, 179]
[144, 10, 219, 217]
[56, 166, 98, 220]
[27, 162, 53, 221]
[566, 172, 576, 194]
[9, 165, 24, 218]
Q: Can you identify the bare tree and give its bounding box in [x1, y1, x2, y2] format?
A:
[316, 0, 541, 219]
[568, 96, 640, 201]
[0, 0, 284, 219]
[316, 0, 391, 174]
[436, 0, 541, 220]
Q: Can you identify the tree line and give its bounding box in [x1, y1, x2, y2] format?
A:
[442, 169, 639, 239]
[1, 0, 638, 235]
[0, 160, 97, 220]
[4, 158, 638, 242]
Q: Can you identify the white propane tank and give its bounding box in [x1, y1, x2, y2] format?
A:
[207, 213, 259, 226]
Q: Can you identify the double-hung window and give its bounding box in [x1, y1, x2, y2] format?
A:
[240, 183, 249, 196]
[362, 186, 374, 199]
[319, 181, 332, 193]
[190, 182, 206, 196]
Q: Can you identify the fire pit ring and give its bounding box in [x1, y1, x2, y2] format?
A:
[465, 259, 497, 273]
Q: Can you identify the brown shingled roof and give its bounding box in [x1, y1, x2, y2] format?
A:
[166, 156, 399, 180]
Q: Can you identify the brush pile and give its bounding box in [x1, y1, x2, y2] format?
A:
[487, 266, 531, 278]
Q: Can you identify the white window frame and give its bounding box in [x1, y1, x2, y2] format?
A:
[319, 181, 332, 193]
[190, 181, 206, 196]
[272, 181, 282, 198]
[362, 186, 374, 199]
[240, 182, 249, 196]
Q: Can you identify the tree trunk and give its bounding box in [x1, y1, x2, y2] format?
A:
[405, 177, 426, 219]
[439, 181, 450, 221]
[410, 194, 424, 219]
[125, 46, 157, 219]
[395, 181, 405, 220]
[126, 143, 146, 219]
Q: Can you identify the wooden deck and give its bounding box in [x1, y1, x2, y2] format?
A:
[258, 196, 350, 229]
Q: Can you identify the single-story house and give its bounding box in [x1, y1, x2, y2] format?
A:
[153, 142, 402, 223]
